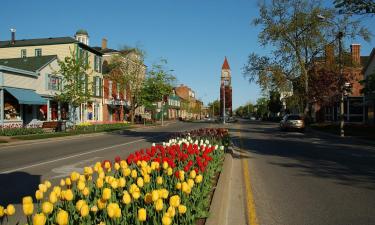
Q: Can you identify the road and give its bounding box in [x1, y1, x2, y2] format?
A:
[233, 120, 375, 225]
[0, 121, 215, 223]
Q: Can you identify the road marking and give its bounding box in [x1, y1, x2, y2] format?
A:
[0, 138, 147, 174]
[238, 128, 259, 225]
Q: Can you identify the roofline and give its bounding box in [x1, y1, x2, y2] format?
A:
[37, 55, 58, 73]
[77, 42, 103, 56]
[0, 37, 76, 48]
[0, 65, 38, 77]
[362, 48, 375, 74]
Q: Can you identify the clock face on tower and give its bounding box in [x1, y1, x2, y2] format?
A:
[223, 71, 229, 78]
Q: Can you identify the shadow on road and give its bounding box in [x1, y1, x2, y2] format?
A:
[230, 121, 375, 190]
[0, 172, 40, 205]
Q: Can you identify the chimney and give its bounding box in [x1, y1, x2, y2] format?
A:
[351, 44, 361, 65]
[10, 28, 16, 44]
[102, 38, 107, 50]
[325, 44, 334, 65]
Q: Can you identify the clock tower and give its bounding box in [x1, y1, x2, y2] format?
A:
[220, 57, 232, 117]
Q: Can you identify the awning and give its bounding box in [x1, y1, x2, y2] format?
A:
[5, 87, 47, 105]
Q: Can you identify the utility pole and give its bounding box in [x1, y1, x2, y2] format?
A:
[223, 87, 226, 124]
[338, 31, 345, 137]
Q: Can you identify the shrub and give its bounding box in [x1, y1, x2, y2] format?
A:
[0, 127, 44, 136]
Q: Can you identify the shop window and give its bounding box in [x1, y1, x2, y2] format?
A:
[4, 94, 20, 121]
[38, 105, 47, 121]
[60, 103, 69, 120]
[50, 101, 58, 121]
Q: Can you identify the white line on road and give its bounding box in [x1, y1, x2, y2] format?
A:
[0, 138, 148, 174]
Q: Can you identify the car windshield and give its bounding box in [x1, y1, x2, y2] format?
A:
[287, 115, 302, 120]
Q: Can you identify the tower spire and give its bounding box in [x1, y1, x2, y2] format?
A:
[222, 57, 230, 70]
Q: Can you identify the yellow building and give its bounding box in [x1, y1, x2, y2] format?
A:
[0, 29, 104, 124]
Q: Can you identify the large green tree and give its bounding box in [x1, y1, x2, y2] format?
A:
[268, 91, 283, 115]
[106, 47, 146, 124]
[54, 50, 91, 126]
[207, 100, 220, 117]
[243, 0, 370, 117]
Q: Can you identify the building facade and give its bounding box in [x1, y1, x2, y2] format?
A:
[0, 29, 104, 125]
[363, 48, 375, 125]
[174, 84, 201, 119]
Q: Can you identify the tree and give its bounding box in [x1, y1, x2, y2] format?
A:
[243, 0, 370, 117]
[54, 50, 91, 126]
[141, 60, 176, 119]
[255, 97, 270, 119]
[207, 100, 220, 117]
[106, 47, 146, 124]
[268, 91, 282, 115]
[334, 0, 375, 15]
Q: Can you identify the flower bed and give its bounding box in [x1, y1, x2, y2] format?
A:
[0, 128, 229, 225]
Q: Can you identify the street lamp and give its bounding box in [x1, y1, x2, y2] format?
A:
[318, 14, 346, 137]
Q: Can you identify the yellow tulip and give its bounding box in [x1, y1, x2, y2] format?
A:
[104, 161, 111, 170]
[161, 189, 169, 199]
[114, 162, 120, 171]
[42, 202, 53, 214]
[5, 204, 15, 216]
[190, 170, 196, 179]
[195, 174, 203, 183]
[60, 179, 65, 186]
[64, 189, 74, 201]
[91, 205, 98, 213]
[131, 169, 138, 178]
[49, 191, 58, 204]
[23, 196, 33, 205]
[182, 182, 189, 193]
[107, 203, 121, 218]
[35, 190, 43, 201]
[102, 188, 111, 200]
[137, 177, 144, 188]
[167, 167, 173, 176]
[120, 160, 128, 169]
[138, 208, 147, 221]
[22, 203, 34, 216]
[80, 204, 89, 217]
[175, 182, 182, 190]
[111, 180, 118, 189]
[167, 206, 176, 217]
[119, 177, 126, 188]
[123, 168, 131, 176]
[70, 171, 80, 182]
[76, 199, 86, 211]
[84, 166, 93, 176]
[96, 178, 104, 188]
[178, 204, 187, 214]
[53, 186, 62, 197]
[151, 190, 159, 202]
[144, 174, 151, 183]
[162, 214, 172, 225]
[65, 178, 71, 186]
[144, 193, 153, 204]
[155, 198, 163, 211]
[39, 184, 47, 193]
[44, 180, 52, 188]
[77, 180, 85, 191]
[188, 179, 195, 188]
[82, 187, 90, 196]
[162, 161, 168, 169]
[179, 170, 185, 181]
[33, 213, 46, 225]
[129, 183, 138, 194]
[0, 206, 4, 217]
[169, 195, 180, 208]
[97, 198, 107, 210]
[56, 209, 69, 225]
[132, 190, 141, 200]
[122, 191, 132, 204]
[98, 171, 105, 179]
[79, 175, 86, 182]
[156, 176, 163, 185]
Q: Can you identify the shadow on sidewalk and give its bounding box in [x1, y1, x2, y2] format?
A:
[0, 172, 40, 205]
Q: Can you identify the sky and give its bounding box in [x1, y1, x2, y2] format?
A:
[0, 0, 374, 109]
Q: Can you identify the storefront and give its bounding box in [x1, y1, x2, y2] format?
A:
[103, 99, 126, 122]
[0, 87, 47, 128]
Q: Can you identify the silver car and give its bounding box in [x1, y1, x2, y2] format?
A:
[280, 114, 305, 131]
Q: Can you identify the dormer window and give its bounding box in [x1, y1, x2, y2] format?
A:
[35, 48, 42, 56]
[21, 49, 27, 58]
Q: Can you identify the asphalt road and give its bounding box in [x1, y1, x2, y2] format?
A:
[0, 121, 216, 223]
[233, 120, 375, 225]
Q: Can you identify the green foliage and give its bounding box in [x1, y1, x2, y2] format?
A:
[0, 128, 44, 136]
[235, 103, 255, 117]
[255, 97, 269, 118]
[141, 60, 176, 108]
[268, 91, 282, 114]
[207, 100, 220, 117]
[334, 0, 375, 15]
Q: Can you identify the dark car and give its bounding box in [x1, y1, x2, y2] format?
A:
[280, 114, 305, 131]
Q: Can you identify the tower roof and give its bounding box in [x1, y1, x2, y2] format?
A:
[222, 57, 230, 70]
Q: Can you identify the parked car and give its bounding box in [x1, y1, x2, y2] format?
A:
[280, 114, 305, 131]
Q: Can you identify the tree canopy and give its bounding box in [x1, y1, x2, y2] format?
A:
[334, 0, 375, 15]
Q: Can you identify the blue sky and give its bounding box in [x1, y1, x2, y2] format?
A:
[0, 0, 374, 108]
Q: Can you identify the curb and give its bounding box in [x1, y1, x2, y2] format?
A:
[205, 147, 234, 225]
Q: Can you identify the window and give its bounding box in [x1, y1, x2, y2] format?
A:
[116, 83, 120, 99]
[35, 48, 42, 56]
[48, 75, 62, 91]
[96, 77, 101, 96]
[108, 80, 113, 98]
[94, 55, 102, 72]
[21, 49, 27, 58]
